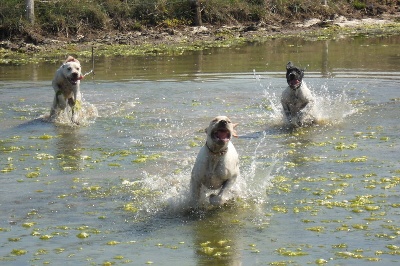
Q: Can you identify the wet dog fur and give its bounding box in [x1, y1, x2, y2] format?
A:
[190, 116, 239, 207]
[50, 56, 83, 124]
[281, 61, 316, 127]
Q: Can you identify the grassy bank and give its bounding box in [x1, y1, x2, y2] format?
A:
[0, 1, 399, 65]
[1, 0, 398, 41]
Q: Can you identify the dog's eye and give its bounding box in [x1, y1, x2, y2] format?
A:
[67, 67, 72, 71]
[77, 68, 80, 71]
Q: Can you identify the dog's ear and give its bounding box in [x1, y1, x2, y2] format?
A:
[286, 61, 294, 70]
[232, 123, 239, 138]
[65, 56, 75, 63]
[64, 56, 81, 66]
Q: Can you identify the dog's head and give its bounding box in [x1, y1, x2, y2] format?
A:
[61, 56, 83, 85]
[205, 116, 238, 152]
[286, 61, 304, 89]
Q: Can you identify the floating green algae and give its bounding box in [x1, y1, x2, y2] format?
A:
[336, 156, 368, 163]
[1, 163, 15, 173]
[268, 261, 295, 266]
[276, 247, 308, 256]
[11, 249, 27, 256]
[108, 163, 121, 167]
[39, 235, 53, 240]
[352, 224, 369, 230]
[34, 249, 48, 255]
[315, 258, 328, 264]
[76, 232, 90, 238]
[1, 146, 23, 153]
[386, 244, 399, 250]
[106, 241, 120, 245]
[334, 142, 358, 150]
[335, 251, 363, 259]
[29, 134, 54, 140]
[25, 171, 40, 178]
[22, 222, 36, 228]
[198, 239, 233, 257]
[132, 153, 162, 163]
[272, 205, 288, 213]
[332, 243, 348, 249]
[35, 153, 54, 160]
[124, 203, 139, 213]
[306, 226, 325, 233]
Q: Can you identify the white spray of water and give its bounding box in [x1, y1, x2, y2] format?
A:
[254, 70, 356, 127]
[122, 131, 276, 222]
[40, 99, 98, 126]
[311, 84, 356, 125]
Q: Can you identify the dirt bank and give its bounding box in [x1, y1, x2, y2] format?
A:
[1, 12, 400, 65]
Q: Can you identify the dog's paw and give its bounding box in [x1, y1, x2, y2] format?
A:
[209, 194, 225, 206]
[71, 115, 80, 125]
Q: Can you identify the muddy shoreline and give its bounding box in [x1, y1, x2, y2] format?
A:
[1, 14, 400, 64]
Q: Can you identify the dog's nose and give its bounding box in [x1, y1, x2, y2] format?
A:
[72, 72, 78, 78]
[218, 120, 227, 126]
[289, 73, 296, 80]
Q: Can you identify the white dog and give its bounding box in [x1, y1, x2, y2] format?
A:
[50, 56, 83, 124]
[190, 116, 240, 207]
[281, 62, 316, 127]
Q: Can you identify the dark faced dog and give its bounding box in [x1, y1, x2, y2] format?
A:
[286, 61, 304, 89]
[281, 62, 316, 127]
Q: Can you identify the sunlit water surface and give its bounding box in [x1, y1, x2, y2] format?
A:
[0, 35, 400, 265]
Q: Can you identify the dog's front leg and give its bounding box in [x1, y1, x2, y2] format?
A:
[297, 98, 315, 125]
[189, 173, 202, 208]
[282, 103, 293, 124]
[209, 178, 234, 206]
[50, 94, 59, 120]
[71, 89, 82, 124]
[50, 90, 66, 120]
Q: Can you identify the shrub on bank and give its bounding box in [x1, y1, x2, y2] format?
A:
[0, 0, 396, 41]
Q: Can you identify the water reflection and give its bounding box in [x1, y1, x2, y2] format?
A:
[1, 35, 400, 81]
[192, 208, 242, 266]
[321, 40, 330, 77]
[55, 126, 83, 171]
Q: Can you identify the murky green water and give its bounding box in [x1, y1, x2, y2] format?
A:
[1, 35, 399, 265]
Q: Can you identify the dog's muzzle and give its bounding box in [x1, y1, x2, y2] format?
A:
[287, 73, 301, 89]
[68, 73, 81, 85]
[212, 121, 232, 143]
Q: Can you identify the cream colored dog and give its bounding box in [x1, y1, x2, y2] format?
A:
[50, 56, 83, 124]
[190, 116, 239, 207]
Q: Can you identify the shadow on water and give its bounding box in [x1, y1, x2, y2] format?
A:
[14, 117, 51, 131]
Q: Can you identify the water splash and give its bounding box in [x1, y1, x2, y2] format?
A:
[121, 170, 193, 220]
[40, 101, 98, 126]
[122, 133, 275, 223]
[255, 71, 356, 127]
[311, 85, 356, 125]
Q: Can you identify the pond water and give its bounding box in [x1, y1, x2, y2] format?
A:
[0, 35, 400, 265]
